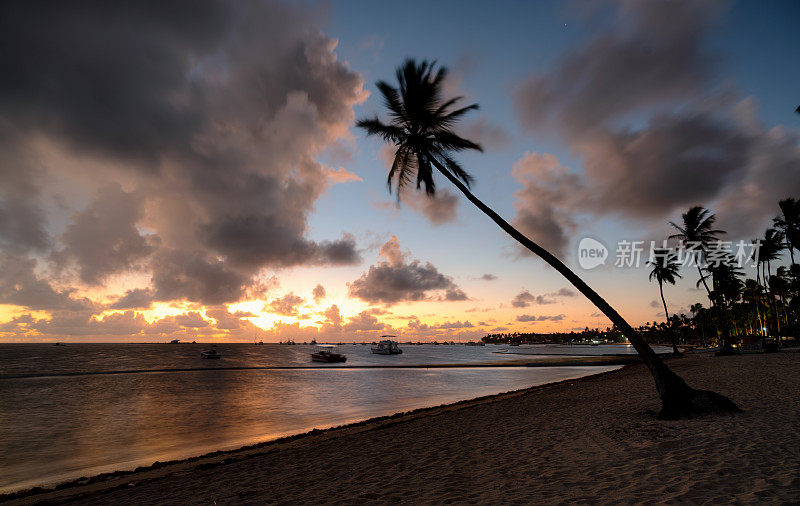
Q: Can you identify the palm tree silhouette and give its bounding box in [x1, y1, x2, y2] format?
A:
[760, 228, 785, 339]
[669, 206, 736, 354]
[357, 59, 739, 419]
[774, 198, 799, 268]
[648, 249, 682, 356]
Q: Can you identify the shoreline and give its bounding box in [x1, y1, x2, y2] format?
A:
[1, 363, 632, 502]
[4, 352, 798, 504]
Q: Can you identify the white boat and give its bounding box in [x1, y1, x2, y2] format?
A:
[371, 337, 402, 355]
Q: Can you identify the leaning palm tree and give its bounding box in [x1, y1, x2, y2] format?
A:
[647, 249, 683, 356]
[669, 206, 736, 354]
[357, 59, 739, 419]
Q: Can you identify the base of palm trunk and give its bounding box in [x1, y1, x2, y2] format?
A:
[658, 387, 741, 420]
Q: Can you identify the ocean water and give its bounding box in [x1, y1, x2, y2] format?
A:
[0, 343, 653, 492]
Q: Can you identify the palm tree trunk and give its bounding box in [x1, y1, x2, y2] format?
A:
[427, 156, 739, 418]
[767, 261, 781, 339]
[697, 264, 736, 354]
[659, 280, 680, 355]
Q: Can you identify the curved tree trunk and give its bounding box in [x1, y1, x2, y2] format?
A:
[659, 281, 680, 356]
[428, 156, 740, 419]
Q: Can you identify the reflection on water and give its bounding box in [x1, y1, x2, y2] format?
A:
[0, 344, 629, 492]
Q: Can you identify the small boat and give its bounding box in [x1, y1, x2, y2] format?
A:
[371, 337, 402, 355]
[311, 346, 347, 363]
[170, 339, 180, 344]
[53, 342, 65, 346]
[201, 345, 221, 359]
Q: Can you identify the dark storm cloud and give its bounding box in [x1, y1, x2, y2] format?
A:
[516, 0, 718, 139]
[348, 237, 467, 305]
[0, 0, 367, 309]
[512, 0, 800, 248]
[150, 248, 251, 306]
[0, 140, 50, 253]
[58, 183, 157, 284]
[0, 1, 229, 162]
[109, 288, 155, 310]
[0, 254, 93, 311]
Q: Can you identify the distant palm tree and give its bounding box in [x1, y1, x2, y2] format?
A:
[742, 278, 765, 335]
[669, 206, 736, 354]
[690, 302, 708, 346]
[774, 197, 799, 268]
[669, 206, 724, 298]
[648, 249, 682, 355]
[357, 59, 738, 419]
[760, 228, 785, 338]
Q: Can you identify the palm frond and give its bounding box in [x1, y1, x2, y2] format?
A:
[355, 118, 404, 143]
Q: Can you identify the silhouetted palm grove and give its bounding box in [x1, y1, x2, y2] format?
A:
[358, 58, 741, 419]
[646, 200, 800, 351]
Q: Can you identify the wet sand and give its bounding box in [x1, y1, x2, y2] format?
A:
[6, 352, 799, 505]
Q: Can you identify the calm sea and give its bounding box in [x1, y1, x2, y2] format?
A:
[0, 343, 656, 492]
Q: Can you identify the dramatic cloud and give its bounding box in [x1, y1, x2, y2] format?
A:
[57, 183, 157, 284]
[516, 314, 566, 322]
[312, 284, 327, 303]
[512, 0, 800, 251]
[512, 153, 583, 257]
[323, 304, 343, 326]
[511, 288, 575, 308]
[0, 0, 367, 315]
[109, 288, 155, 310]
[267, 292, 305, 316]
[512, 290, 537, 308]
[0, 254, 93, 311]
[348, 236, 467, 305]
[343, 310, 386, 332]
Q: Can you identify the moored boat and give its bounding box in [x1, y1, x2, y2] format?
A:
[311, 346, 347, 363]
[371, 336, 402, 355]
[201, 345, 221, 359]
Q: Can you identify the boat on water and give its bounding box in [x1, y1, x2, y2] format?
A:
[371, 336, 402, 355]
[169, 339, 180, 344]
[201, 345, 221, 359]
[310, 346, 347, 363]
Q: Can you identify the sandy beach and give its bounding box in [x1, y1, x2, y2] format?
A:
[5, 351, 799, 505]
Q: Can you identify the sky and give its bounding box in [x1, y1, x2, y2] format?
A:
[0, 0, 798, 342]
